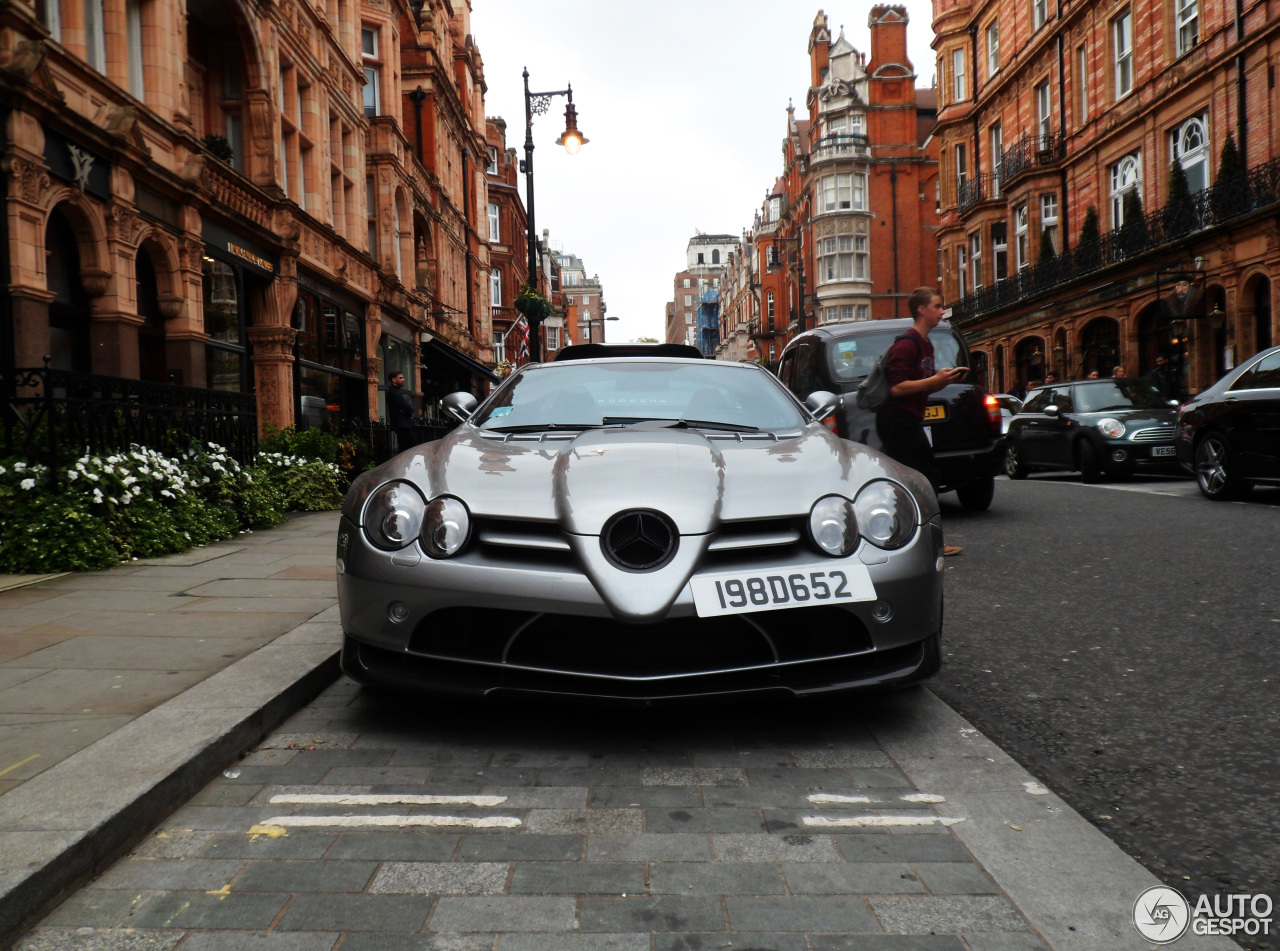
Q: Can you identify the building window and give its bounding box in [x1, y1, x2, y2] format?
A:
[958, 245, 969, 297]
[993, 221, 1008, 281]
[1176, 0, 1198, 55]
[856, 304, 869, 320]
[971, 232, 983, 288]
[767, 291, 775, 328]
[952, 48, 966, 100]
[490, 268, 502, 308]
[545, 325, 560, 351]
[1015, 205, 1029, 270]
[820, 175, 854, 212]
[712, 249, 721, 264]
[37, 0, 61, 40]
[493, 332, 505, 363]
[1113, 12, 1133, 99]
[768, 196, 781, 221]
[1036, 82, 1051, 141]
[361, 27, 381, 118]
[850, 114, 865, 134]
[685, 312, 693, 324]
[769, 343, 776, 362]
[366, 176, 376, 253]
[818, 237, 856, 284]
[683, 294, 692, 306]
[1173, 116, 1208, 192]
[126, 0, 144, 98]
[1110, 153, 1141, 227]
[854, 235, 868, 279]
[1077, 45, 1089, 126]
[488, 202, 499, 241]
[682, 278, 690, 287]
[1033, 0, 1047, 30]
[84, 0, 105, 71]
[487, 147, 499, 174]
[853, 173, 867, 210]
[580, 326, 590, 343]
[989, 122, 1003, 195]
[1041, 194, 1059, 255]
[986, 22, 1000, 76]
[955, 144, 968, 188]
[697, 252, 705, 264]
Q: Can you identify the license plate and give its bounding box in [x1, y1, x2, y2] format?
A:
[1151, 446, 1176, 457]
[924, 405, 947, 422]
[690, 563, 877, 618]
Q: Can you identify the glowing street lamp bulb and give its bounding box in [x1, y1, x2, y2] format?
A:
[563, 134, 581, 155]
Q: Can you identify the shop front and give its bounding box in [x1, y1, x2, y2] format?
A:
[377, 313, 418, 422]
[294, 270, 369, 431]
[419, 331, 499, 408]
[201, 221, 278, 395]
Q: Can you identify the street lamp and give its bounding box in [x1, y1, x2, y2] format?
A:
[769, 235, 809, 334]
[521, 68, 588, 362]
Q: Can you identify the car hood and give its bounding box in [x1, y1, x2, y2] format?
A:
[1073, 408, 1178, 428]
[347, 423, 937, 533]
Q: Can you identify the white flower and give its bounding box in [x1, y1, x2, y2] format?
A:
[92, 488, 104, 503]
[120, 493, 131, 505]
[85, 473, 99, 482]
[14, 461, 27, 472]
[67, 470, 79, 481]
[131, 486, 142, 496]
[76, 462, 87, 471]
[108, 497, 118, 505]
[19, 478, 36, 490]
[0, 465, 7, 475]
[122, 476, 137, 486]
[202, 476, 210, 484]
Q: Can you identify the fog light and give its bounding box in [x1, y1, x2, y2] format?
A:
[1111, 449, 1128, 463]
[871, 600, 893, 622]
[388, 601, 410, 623]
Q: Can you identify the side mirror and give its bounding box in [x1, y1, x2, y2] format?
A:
[1044, 404, 1060, 418]
[804, 390, 840, 421]
[441, 391, 479, 423]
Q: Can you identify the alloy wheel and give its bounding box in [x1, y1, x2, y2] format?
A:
[1195, 434, 1234, 499]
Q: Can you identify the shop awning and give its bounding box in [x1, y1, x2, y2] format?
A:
[422, 336, 500, 383]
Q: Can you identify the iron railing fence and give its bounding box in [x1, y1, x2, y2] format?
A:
[958, 173, 1000, 212]
[999, 130, 1067, 185]
[342, 417, 457, 466]
[2, 362, 257, 481]
[951, 158, 1280, 324]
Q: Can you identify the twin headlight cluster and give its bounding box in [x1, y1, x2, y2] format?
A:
[364, 477, 917, 560]
[808, 480, 917, 556]
[363, 482, 470, 557]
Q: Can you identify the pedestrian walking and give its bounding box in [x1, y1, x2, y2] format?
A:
[1146, 354, 1179, 401]
[875, 286, 968, 556]
[386, 370, 416, 452]
[1112, 365, 1128, 378]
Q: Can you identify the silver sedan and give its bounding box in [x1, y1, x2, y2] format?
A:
[336, 356, 945, 702]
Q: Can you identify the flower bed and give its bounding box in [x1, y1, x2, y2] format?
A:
[0, 442, 347, 574]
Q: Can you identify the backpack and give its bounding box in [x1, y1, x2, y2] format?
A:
[855, 334, 914, 411]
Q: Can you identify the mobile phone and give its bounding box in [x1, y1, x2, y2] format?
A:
[953, 366, 969, 375]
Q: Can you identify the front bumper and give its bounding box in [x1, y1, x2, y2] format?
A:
[336, 516, 945, 701]
[1100, 440, 1182, 473]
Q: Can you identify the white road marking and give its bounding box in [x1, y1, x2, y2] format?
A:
[269, 793, 508, 807]
[255, 814, 522, 829]
[1023, 781, 1050, 796]
[804, 815, 966, 828]
[807, 792, 947, 805]
[901, 793, 948, 803]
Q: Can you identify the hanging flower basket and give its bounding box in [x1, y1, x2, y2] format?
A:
[514, 286, 552, 320]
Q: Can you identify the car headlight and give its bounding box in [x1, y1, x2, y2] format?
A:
[853, 480, 917, 550]
[1097, 418, 1125, 438]
[808, 495, 858, 557]
[422, 496, 471, 558]
[363, 481, 426, 551]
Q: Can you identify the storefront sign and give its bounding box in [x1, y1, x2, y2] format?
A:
[42, 127, 111, 199]
[226, 242, 274, 274]
[200, 221, 278, 279]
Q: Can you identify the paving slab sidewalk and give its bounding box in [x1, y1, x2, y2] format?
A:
[0, 512, 344, 945]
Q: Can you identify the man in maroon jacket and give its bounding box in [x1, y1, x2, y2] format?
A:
[876, 286, 967, 556]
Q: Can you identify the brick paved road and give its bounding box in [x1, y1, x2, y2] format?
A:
[18, 679, 1047, 951]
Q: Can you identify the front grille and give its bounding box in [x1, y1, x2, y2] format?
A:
[408, 606, 874, 679]
[1130, 427, 1175, 443]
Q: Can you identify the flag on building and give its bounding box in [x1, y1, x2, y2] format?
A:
[510, 314, 530, 363]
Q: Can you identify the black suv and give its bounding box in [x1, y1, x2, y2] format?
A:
[777, 319, 1004, 510]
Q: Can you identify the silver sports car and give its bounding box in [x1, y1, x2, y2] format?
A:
[336, 355, 945, 701]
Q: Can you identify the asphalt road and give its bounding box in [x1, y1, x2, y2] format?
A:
[933, 474, 1280, 949]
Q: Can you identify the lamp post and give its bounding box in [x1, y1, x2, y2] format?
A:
[521, 68, 588, 362]
[770, 235, 809, 334]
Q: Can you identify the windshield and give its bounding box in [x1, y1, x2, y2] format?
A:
[1074, 380, 1171, 412]
[474, 361, 808, 431]
[827, 328, 965, 383]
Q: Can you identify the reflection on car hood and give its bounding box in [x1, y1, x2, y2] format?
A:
[344, 424, 938, 532]
[1072, 408, 1178, 426]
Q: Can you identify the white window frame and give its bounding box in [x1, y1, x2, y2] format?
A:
[1114, 12, 1133, 99]
[856, 304, 870, 321]
[545, 325, 560, 351]
[1172, 116, 1209, 193]
[1176, 0, 1198, 56]
[854, 235, 868, 280]
[952, 48, 966, 100]
[971, 232, 983, 289]
[490, 268, 502, 308]
[1033, 0, 1047, 30]
[853, 173, 867, 211]
[361, 26, 381, 118]
[987, 22, 1000, 76]
[85, 0, 105, 71]
[990, 122, 1003, 196]
[993, 224, 1009, 281]
[1110, 154, 1141, 227]
[488, 202, 499, 242]
[39, 0, 62, 40]
[1077, 45, 1089, 126]
[684, 312, 693, 324]
[486, 147, 499, 174]
[955, 144, 968, 187]
[958, 244, 969, 297]
[1040, 193, 1059, 255]
[493, 332, 506, 363]
[1036, 82, 1052, 141]
[126, 0, 144, 99]
[1015, 204, 1029, 270]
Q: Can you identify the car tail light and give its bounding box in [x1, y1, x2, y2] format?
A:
[983, 394, 1002, 430]
[822, 414, 839, 434]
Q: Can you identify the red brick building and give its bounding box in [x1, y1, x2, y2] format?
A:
[933, 0, 1279, 394]
[484, 118, 527, 374]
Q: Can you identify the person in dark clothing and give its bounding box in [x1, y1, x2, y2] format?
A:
[875, 286, 968, 556]
[386, 371, 416, 451]
[1146, 354, 1180, 401]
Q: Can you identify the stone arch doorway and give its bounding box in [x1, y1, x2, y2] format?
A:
[136, 249, 167, 383]
[1013, 335, 1045, 390]
[45, 207, 92, 373]
[1240, 272, 1273, 357]
[1079, 317, 1120, 377]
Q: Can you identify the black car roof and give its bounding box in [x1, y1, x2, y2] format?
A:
[554, 343, 704, 361]
[787, 319, 957, 346]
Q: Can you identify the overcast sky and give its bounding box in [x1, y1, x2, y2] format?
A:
[470, 1, 939, 346]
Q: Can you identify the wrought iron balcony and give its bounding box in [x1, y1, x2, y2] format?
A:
[958, 173, 1000, 213]
[949, 157, 1280, 324]
[999, 131, 1067, 187]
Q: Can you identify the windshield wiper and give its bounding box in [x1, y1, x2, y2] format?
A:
[484, 422, 601, 433]
[600, 416, 758, 433]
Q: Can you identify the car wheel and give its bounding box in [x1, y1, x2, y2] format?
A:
[1078, 440, 1104, 483]
[1195, 432, 1246, 500]
[956, 475, 995, 511]
[1005, 442, 1028, 479]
